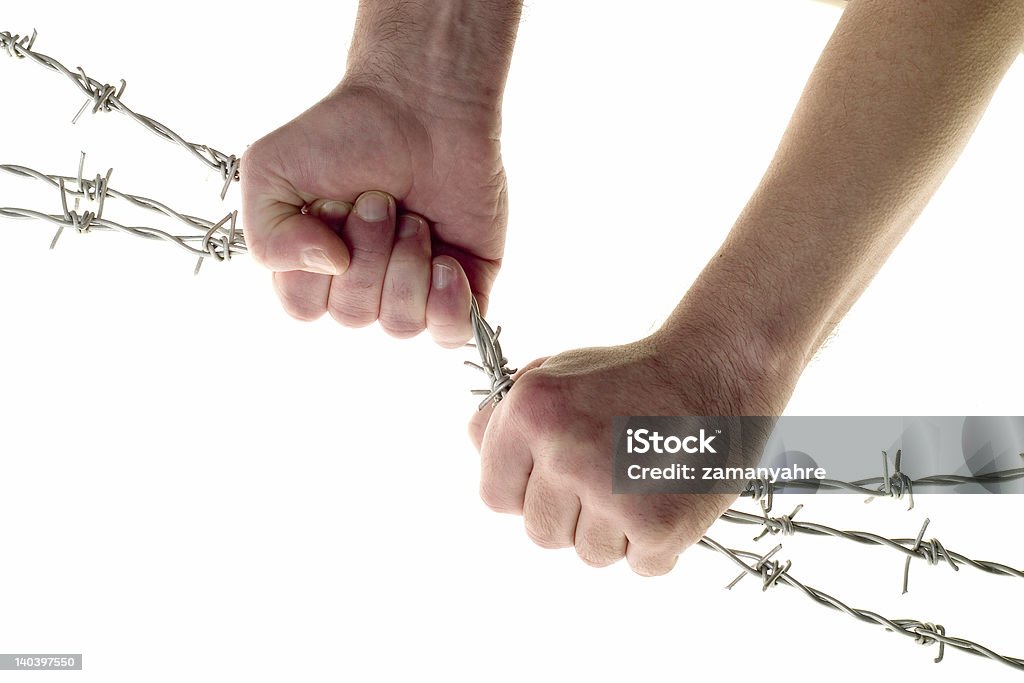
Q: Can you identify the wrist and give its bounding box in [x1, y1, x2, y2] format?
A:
[650, 240, 817, 416]
[343, 1, 521, 131]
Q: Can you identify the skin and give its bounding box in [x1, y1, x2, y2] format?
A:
[242, 0, 1024, 575]
[242, 1, 521, 345]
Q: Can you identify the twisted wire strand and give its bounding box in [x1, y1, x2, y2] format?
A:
[720, 507, 1024, 590]
[466, 328, 1023, 670]
[0, 30, 239, 199]
[3, 22, 1017, 675]
[465, 297, 516, 410]
[1, 159, 245, 271]
[699, 536, 1024, 671]
[741, 449, 1024, 511]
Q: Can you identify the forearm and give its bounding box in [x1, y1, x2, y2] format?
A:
[344, 0, 523, 124]
[660, 0, 1024, 407]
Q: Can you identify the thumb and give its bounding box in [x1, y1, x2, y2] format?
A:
[240, 138, 351, 275]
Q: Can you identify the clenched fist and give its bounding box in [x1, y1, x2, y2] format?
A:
[241, 83, 508, 346]
[469, 326, 787, 576]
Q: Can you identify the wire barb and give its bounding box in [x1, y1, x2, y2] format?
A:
[1, 158, 247, 268]
[753, 504, 803, 541]
[870, 449, 914, 510]
[720, 507, 1023, 588]
[1, 37, 1021, 665]
[725, 543, 792, 591]
[748, 476, 774, 515]
[0, 29, 240, 199]
[699, 536, 1022, 671]
[902, 518, 959, 594]
[466, 297, 516, 410]
[740, 450, 1024, 505]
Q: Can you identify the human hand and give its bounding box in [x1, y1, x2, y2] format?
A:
[240, 82, 507, 346]
[468, 327, 789, 576]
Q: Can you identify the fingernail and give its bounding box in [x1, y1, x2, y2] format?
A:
[354, 192, 390, 222]
[318, 200, 351, 220]
[397, 215, 421, 239]
[302, 248, 340, 275]
[433, 262, 453, 290]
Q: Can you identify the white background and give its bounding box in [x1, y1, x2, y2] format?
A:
[1, 1, 1022, 681]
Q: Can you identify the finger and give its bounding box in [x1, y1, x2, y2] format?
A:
[469, 355, 549, 452]
[240, 154, 350, 275]
[307, 199, 353, 234]
[522, 475, 581, 549]
[625, 542, 681, 577]
[272, 270, 332, 321]
[426, 255, 474, 348]
[379, 214, 431, 338]
[468, 399, 495, 453]
[478, 405, 534, 515]
[574, 512, 627, 568]
[269, 200, 352, 320]
[327, 191, 397, 327]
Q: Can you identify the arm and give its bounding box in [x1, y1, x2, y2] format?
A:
[471, 0, 1024, 575]
[241, 0, 523, 344]
[346, 0, 523, 120]
[662, 0, 1024, 407]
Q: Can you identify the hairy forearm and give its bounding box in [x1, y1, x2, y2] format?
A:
[345, 0, 523, 119]
[660, 0, 1024, 408]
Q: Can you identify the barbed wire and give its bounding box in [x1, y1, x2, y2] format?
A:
[462, 308, 1024, 670]
[742, 449, 1024, 512]
[0, 39, 1019, 667]
[6, 157, 1020, 668]
[465, 296, 516, 410]
[699, 535, 1024, 671]
[720, 505, 1024, 592]
[0, 156, 245, 273]
[0, 30, 239, 199]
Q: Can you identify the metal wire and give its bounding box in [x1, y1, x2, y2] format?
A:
[742, 449, 1024, 512]
[0, 30, 239, 199]
[461, 314, 1024, 671]
[0, 157, 245, 273]
[720, 506, 1024, 591]
[699, 535, 1024, 671]
[5, 19, 1018, 675]
[465, 297, 516, 410]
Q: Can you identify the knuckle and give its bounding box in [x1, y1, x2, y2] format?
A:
[524, 508, 571, 549]
[328, 306, 376, 328]
[629, 555, 676, 577]
[284, 302, 326, 322]
[509, 372, 567, 435]
[632, 524, 677, 548]
[276, 287, 326, 322]
[576, 547, 618, 568]
[479, 482, 518, 515]
[327, 294, 378, 328]
[428, 320, 471, 348]
[524, 523, 568, 550]
[621, 495, 702, 548]
[379, 308, 425, 339]
[380, 319, 425, 339]
[574, 526, 624, 568]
